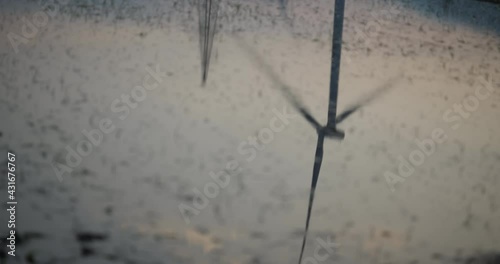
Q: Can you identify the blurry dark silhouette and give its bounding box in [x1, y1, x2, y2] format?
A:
[198, 0, 220, 85]
[208, 1, 496, 263]
[235, 1, 401, 261]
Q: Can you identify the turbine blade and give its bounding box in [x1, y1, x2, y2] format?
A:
[335, 105, 360, 124]
[336, 75, 403, 124]
[298, 132, 325, 264]
[235, 37, 321, 130]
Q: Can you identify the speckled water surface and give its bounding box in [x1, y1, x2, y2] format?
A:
[0, 0, 499, 263]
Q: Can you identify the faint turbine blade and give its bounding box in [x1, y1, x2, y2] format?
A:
[298, 132, 325, 264]
[335, 105, 360, 124]
[235, 37, 321, 131]
[198, 0, 220, 85]
[335, 74, 403, 125]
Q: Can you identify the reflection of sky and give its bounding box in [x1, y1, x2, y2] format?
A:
[396, 0, 500, 34]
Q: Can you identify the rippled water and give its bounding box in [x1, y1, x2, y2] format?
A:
[0, 0, 499, 263]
